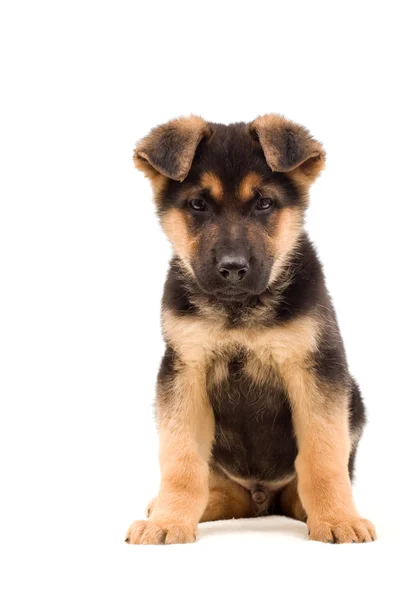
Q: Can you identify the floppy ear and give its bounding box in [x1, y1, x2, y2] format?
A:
[134, 115, 210, 182]
[250, 114, 326, 185]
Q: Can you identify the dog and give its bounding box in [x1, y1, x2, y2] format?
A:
[125, 114, 376, 545]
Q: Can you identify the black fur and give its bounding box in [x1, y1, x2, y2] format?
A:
[209, 352, 298, 482]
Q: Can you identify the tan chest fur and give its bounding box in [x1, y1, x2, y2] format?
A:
[162, 309, 319, 372]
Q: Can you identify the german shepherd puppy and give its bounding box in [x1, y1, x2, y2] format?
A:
[125, 114, 376, 545]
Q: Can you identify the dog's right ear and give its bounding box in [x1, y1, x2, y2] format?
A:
[134, 115, 210, 183]
[250, 114, 326, 188]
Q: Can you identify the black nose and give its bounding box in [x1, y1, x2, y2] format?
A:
[217, 256, 250, 284]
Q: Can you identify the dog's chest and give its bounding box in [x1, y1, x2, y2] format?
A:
[207, 350, 298, 482]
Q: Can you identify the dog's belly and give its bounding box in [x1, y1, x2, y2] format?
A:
[208, 353, 298, 483]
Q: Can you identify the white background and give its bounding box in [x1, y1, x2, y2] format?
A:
[1, 1, 399, 598]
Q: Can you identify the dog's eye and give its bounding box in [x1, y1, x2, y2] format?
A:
[189, 198, 208, 212]
[255, 197, 274, 211]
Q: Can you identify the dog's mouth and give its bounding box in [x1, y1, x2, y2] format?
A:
[214, 288, 254, 302]
[192, 265, 271, 302]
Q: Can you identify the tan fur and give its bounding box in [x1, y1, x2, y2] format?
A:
[178, 115, 209, 135]
[126, 361, 215, 545]
[242, 352, 282, 389]
[223, 472, 295, 492]
[279, 478, 307, 522]
[289, 158, 325, 191]
[268, 207, 303, 285]
[160, 208, 197, 274]
[207, 358, 229, 388]
[201, 172, 224, 201]
[280, 363, 376, 542]
[200, 469, 253, 522]
[238, 174, 285, 209]
[162, 308, 319, 368]
[238, 172, 264, 201]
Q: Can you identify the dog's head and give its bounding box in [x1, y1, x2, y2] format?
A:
[135, 114, 325, 301]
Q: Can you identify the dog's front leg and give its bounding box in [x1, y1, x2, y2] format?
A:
[284, 368, 376, 544]
[126, 359, 214, 545]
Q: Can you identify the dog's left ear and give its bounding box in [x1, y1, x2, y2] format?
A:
[250, 114, 326, 185]
[134, 115, 210, 182]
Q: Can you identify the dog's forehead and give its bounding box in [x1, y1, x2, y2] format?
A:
[190, 122, 271, 194]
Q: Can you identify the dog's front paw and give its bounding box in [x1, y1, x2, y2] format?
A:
[308, 517, 376, 544]
[125, 519, 196, 545]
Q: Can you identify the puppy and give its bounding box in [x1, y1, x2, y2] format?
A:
[125, 114, 376, 545]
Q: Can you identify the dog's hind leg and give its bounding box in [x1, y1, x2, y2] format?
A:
[276, 478, 307, 522]
[200, 468, 253, 522]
